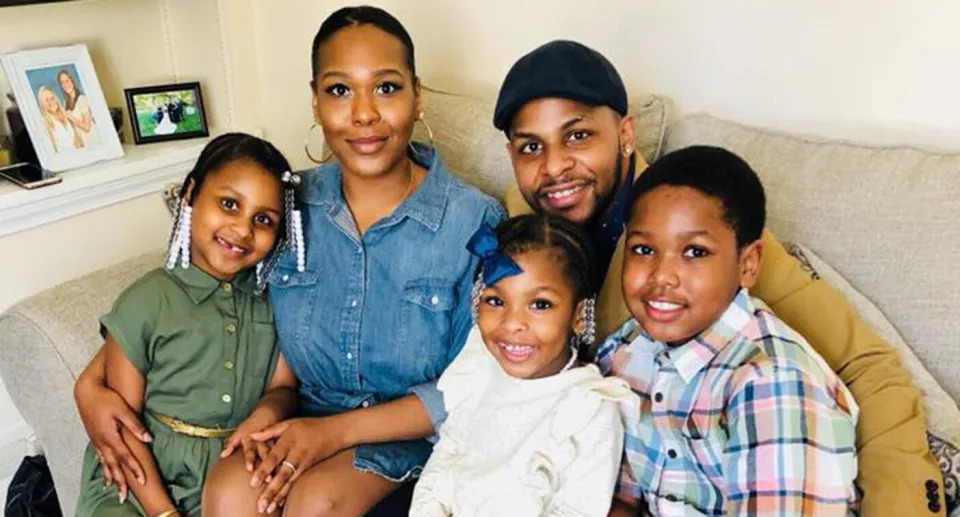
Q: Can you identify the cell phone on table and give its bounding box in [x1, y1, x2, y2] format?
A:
[0, 163, 62, 189]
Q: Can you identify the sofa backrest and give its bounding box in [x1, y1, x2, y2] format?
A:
[664, 113, 960, 401]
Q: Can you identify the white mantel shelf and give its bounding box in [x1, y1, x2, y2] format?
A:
[0, 137, 211, 238]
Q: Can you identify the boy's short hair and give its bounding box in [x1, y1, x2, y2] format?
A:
[628, 145, 766, 248]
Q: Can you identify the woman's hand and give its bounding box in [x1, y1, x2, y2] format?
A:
[68, 120, 84, 148]
[219, 407, 283, 472]
[74, 376, 150, 501]
[249, 416, 350, 514]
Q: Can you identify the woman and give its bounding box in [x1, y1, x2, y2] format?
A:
[37, 85, 81, 152]
[57, 69, 100, 147]
[73, 6, 503, 516]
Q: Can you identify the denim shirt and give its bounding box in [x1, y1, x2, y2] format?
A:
[268, 148, 504, 429]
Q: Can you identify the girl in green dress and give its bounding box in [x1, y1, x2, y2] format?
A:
[75, 133, 304, 517]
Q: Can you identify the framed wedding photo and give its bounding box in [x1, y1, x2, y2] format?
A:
[124, 82, 209, 145]
[0, 44, 123, 171]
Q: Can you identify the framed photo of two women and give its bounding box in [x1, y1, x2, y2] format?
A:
[1, 44, 123, 172]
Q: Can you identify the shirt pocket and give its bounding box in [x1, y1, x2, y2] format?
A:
[244, 321, 277, 383]
[268, 266, 321, 351]
[398, 278, 457, 379]
[680, 410, 727, 482]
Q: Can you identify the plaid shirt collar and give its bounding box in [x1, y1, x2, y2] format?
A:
[626, 288, 756, 384]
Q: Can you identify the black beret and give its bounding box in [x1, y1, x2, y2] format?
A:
[493, 40, 628, 132]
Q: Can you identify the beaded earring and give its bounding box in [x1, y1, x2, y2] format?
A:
[469, 277, 483, 322]
[252, 171, 306, 293]
[577, 297, 597, 347]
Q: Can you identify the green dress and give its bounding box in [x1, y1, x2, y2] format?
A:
[75, 265, 278, 517]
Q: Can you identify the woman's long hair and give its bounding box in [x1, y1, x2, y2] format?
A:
[56, 70, 83, 112]
[36, 86, 60, 128]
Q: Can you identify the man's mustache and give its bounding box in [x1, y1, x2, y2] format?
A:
[533, 176, 597, 197]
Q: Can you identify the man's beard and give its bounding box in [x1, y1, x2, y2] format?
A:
[585, 151, 624, 227]
[522, 151, 626, 225]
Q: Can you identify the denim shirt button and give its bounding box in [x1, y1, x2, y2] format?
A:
[281, 274, 290, 282]
[350, 300, 358, 307]
[346, 352, 353, 360]
[361, 400, 370, 408]
[430, 295, 439, 305]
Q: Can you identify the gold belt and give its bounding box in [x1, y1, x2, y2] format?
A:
[150, 412, 235, 438]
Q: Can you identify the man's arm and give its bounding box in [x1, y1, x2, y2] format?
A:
[752, 229, 943, 516]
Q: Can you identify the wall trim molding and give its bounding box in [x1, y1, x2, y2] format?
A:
[159, 0, 179, 80]
[0, 139, 208, 238]
[215, 0, 235, 130]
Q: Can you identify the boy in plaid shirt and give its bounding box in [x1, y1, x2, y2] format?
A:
[599, 146, 859, 516]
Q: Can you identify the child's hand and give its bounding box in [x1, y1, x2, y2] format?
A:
[220, 408, 281, 472]
[248, 416, 349, 514]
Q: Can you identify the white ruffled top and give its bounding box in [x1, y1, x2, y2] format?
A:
[410, 326, 638, 517]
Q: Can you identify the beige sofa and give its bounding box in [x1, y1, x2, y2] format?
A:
[2, 89, 958, 513]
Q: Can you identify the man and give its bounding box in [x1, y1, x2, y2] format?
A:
[493, 39, 943, 516]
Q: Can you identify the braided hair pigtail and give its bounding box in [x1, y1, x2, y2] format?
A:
[165, 183, 193, 270]
[255, 171, 306, 294]
[164, 199, 184, 270]
[255, 242, 286, 294]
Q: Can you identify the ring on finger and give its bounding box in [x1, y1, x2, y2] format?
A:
[280, 460, 297, 475]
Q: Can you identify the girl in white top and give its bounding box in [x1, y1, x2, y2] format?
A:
[36, 85, 81, 153]
[411, 214, 636, 517]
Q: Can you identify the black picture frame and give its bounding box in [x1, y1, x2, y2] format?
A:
[124, 82, 209, 145]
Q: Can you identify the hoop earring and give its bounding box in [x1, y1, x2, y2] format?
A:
[304, 122, 333, 164]
[408, 111, 435, 158]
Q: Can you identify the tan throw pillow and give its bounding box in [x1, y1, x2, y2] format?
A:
[788, 242, 960, 514]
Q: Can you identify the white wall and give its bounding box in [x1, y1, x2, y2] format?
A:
[0, 0, 172, 135]
[250, 0, 960, 169]
[0, 0, 187, 313]
[0, 0, 256, 308]
[0, 195, 170, 313]
[0, 0, 238, 482]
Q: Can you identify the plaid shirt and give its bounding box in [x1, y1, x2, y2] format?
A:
[597, 290, 859, 516]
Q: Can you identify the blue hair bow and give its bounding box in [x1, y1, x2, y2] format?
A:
[466, 223, 523, 285]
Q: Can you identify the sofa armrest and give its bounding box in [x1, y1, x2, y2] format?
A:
[0, 252, 163, 512]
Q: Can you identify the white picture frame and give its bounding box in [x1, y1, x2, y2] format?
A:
[1, 44, 123, 171]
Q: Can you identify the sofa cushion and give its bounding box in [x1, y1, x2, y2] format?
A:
[788, 243, 960, 443]
[417, 89, 672, 200]
[665, 114, 960, 401]
[788, 242, 960, 515]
